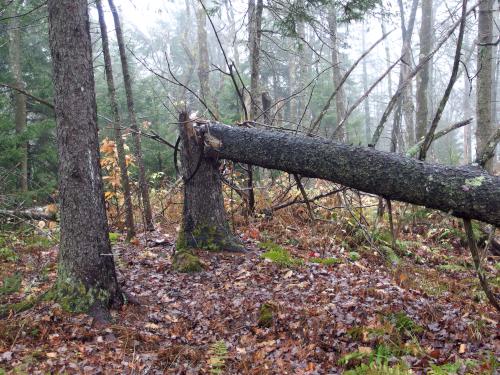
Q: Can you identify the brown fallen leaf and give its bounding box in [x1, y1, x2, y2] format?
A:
[459, 343, 466, 354]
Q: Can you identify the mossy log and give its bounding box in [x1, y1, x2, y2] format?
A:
[195, 122, 500, 227]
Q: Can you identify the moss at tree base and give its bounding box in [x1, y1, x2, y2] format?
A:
[177, 224, 246, 253]
[54, 270, 112, 314]
[172, 251, 203, 273]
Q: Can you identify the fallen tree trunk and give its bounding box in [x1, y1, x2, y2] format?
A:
[0, 208, 57, 221]
[197, 122, 500, 227]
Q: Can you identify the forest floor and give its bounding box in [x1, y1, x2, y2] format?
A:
[0, 200, 499, 374]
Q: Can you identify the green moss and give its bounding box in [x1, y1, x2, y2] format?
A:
[0, 273, 22, 296]
[172, 251, 203, 273]
[0, 247, 18, 262]
[177, 224, 243, 252]
[464, 176, 485, 188]
[349, 251, 361, 261]
[380, 245, 400, 265]
[260, 242, 303, 267]
[109, 232, 120, 244]
[309, 257, 342, 266]
[258, 302, 276, 327]
[0, 289, 53, 318]
[54, 270, 110, 313]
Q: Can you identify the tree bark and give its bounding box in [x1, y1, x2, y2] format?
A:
[196, 3, 218, 117]
[361, 21, 371, 145]
[415, 0, 433, 142]
[7, 0, 28, 192]
[195, 122, 500, 227]
[108, 0, 154, 231]
[97, 0, 135, 240]
[328, 5, 347, 142]
[48, 0, 122, 319]
[476, 0, 495, 172]
[177, 113, 243, 251]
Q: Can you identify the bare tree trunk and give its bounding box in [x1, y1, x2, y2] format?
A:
[225, 0, 240, 69]
[244, 0, 263, 215]
[398, 0, 418, 147]
[7, 0, 28, 192]
[196, 3, 218, 117]
[328, 5, 347, 142]
[476, 0, 495, 172]
[419, 0, 468, 161]
[97, 0, 135, 240]
[416, 0, 433, 142]
[108, 0, 154, 231]
[381, 21, 393, 150]
[361, 22, 371, 145]
[177, 113, 243, 252]
[48, 0, 123, 320]
[463, 72, 473, 164]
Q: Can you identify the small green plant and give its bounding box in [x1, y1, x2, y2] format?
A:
[339, 350, 370, 367]
[208, 340, 228, 375]
[429, 361, 461, 375]
[349, 251, 361, 261]
[0, 273, 22, 296]
[340, 344, 411, 374]
[260, 242, 303, 267]
[258, 301, 277, 327]
[344, 363, 411, 375]
[109, 232, 120, 244]
[0, 247, 18, 262]
[309, 257, 342, 266]
[386, 312, 422, 336]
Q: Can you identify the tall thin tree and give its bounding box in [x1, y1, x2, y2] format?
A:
[7, 0, 28, 191]
[108, 0, 154, 231]
[476, 0, 495, 171]
[97, 0, 135, 241]
[415, 0, 432, 142]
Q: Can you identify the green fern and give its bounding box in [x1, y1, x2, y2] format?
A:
[208, 340, 228, 375]
[345, 362, 411, 375]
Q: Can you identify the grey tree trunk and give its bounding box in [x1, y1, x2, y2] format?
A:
[476, 0, 495, 172]
[196, 122, 500, 226]
[196, 3, 218, 117]
[248, 0, 263, 121]
[7, 1, 28, 192]
[47, 0, 122, 319]
[361, 22, 371, 145]
[328, 5, 347, 142]
[108, 0, 154, 231]
[177, 113, 243, 252]
[97, 0, 135, 241]
[245, 0, 263, 214]
[398, 0, 418, 147]
[463, 75, 473, 164]
[416, 0, 433, 142]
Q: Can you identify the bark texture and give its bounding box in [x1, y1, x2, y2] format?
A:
[415, 0, 432, 142]
[196, 4, 218, 117]
[48, 0, 122, 318]
[108, 0, 154, 231]
[328, 5, 347, 141]
[97, 0, 135, 240]
[7, 0, 28, 191]
[177, 113, 243, 251]
[199, 123, 500, 226]
[476, 0, 495, 172]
